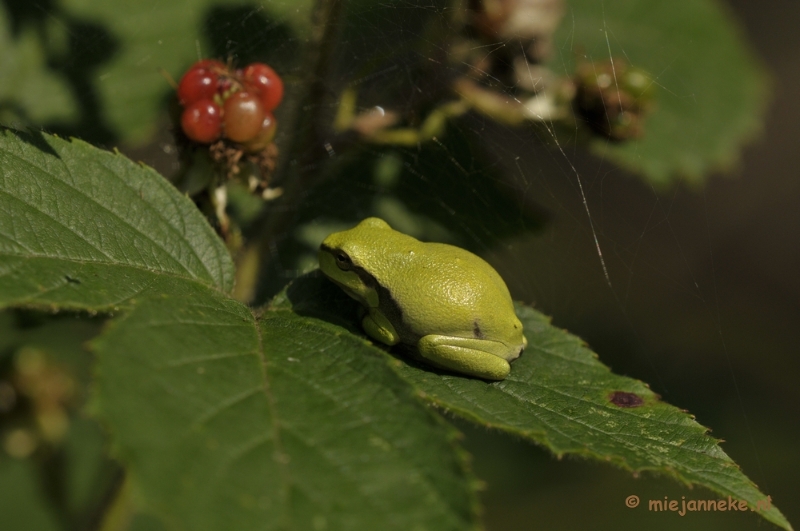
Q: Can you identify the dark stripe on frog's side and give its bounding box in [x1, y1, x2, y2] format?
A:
[320, 245, 412, 341]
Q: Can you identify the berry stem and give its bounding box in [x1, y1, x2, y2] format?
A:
[158, 67, 178, 90]
[245, 0, 346, 304]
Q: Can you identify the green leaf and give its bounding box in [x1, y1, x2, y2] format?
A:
[277, 272, 792, 531]
[92, 280, 479, 531]
[551, 0, 769, 185]
[0, 458, 62, 531]
[64, 416, 120, 527]
[0, 310, 21, 356]
[0, 126, 480, 530]
[0, 128, 234, 310]
[0, 311, 117, 531]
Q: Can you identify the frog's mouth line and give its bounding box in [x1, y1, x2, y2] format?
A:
[320, 248, 386, 307]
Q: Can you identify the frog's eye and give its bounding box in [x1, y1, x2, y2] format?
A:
[334, 251, 353, 271]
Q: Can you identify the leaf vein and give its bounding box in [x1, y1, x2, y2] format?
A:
[253, 313, 292, 528]
[193, 386, 262, 426]
[161, 351, 252, 368]
[0, 187, 115, 261]
[2, 150, 213, 284]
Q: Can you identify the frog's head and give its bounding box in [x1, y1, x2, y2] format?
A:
[318, 218, 393, 308]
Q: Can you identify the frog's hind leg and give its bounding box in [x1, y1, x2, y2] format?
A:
[417, 335, 511, 380]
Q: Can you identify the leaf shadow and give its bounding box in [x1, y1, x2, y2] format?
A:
[283, 271, 363, 335]
[0, 0, 120, 146]
[2, 127, 60, 158]
[282, 271, 486, 381]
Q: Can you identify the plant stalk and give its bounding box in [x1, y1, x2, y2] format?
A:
[245, 0, 345, 304]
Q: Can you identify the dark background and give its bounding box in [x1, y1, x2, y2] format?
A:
[457, 1, 800, 529]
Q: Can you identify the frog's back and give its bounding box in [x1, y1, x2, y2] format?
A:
[372, 240, 523, 346]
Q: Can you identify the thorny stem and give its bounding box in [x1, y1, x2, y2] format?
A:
[246, 0, 345, 304]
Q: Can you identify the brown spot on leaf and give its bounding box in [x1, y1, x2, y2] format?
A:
[609, 391, 644, 408]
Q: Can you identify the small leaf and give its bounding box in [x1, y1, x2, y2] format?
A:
[0, 311, 119, 529]
[0, 128, 234, 310]
[279, 272, 792, 531]
[0, 310, 21, 356]
[93, 281, 479, 531]
[551, 0, 769, 185]
[0, 458, 61, 531]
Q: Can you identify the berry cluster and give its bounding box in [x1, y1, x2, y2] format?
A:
[177, 59, 283, 151]
[574, 60, 654, 141]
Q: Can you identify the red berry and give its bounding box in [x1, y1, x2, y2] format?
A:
[177, 67, 219, 105]
[242, 113, 277, 152]
[223, 91, 265, 142]
[242, 63, 283, 112]
[181, 100, 222, 143]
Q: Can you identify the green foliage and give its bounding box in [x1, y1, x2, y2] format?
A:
[0, 0, 789, 527]
[0, 0, 312, 144]
[0, 458, 62, 531]
[0, 129, 233, 309]
[0, 130, 791, 529]
[0, 0, 768, 185]
[94, 284, 479, 531]
[1, 130, 480, 530]
[278, 272, 792, 530]
[0, 311, 115, 530]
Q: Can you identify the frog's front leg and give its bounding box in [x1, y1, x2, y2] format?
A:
[360, 307, 401, 346]
[417, 335, 512, 380]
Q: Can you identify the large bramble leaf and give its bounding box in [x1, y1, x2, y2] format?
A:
[0, 128, 481, 530]
[0, 128, 234, 309]
[276, 272, 792, 531]
[551, 0, 769, 185]
[92, 280, 479, 531]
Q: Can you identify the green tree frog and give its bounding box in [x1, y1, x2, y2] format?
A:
[318, 218, 526, 380]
